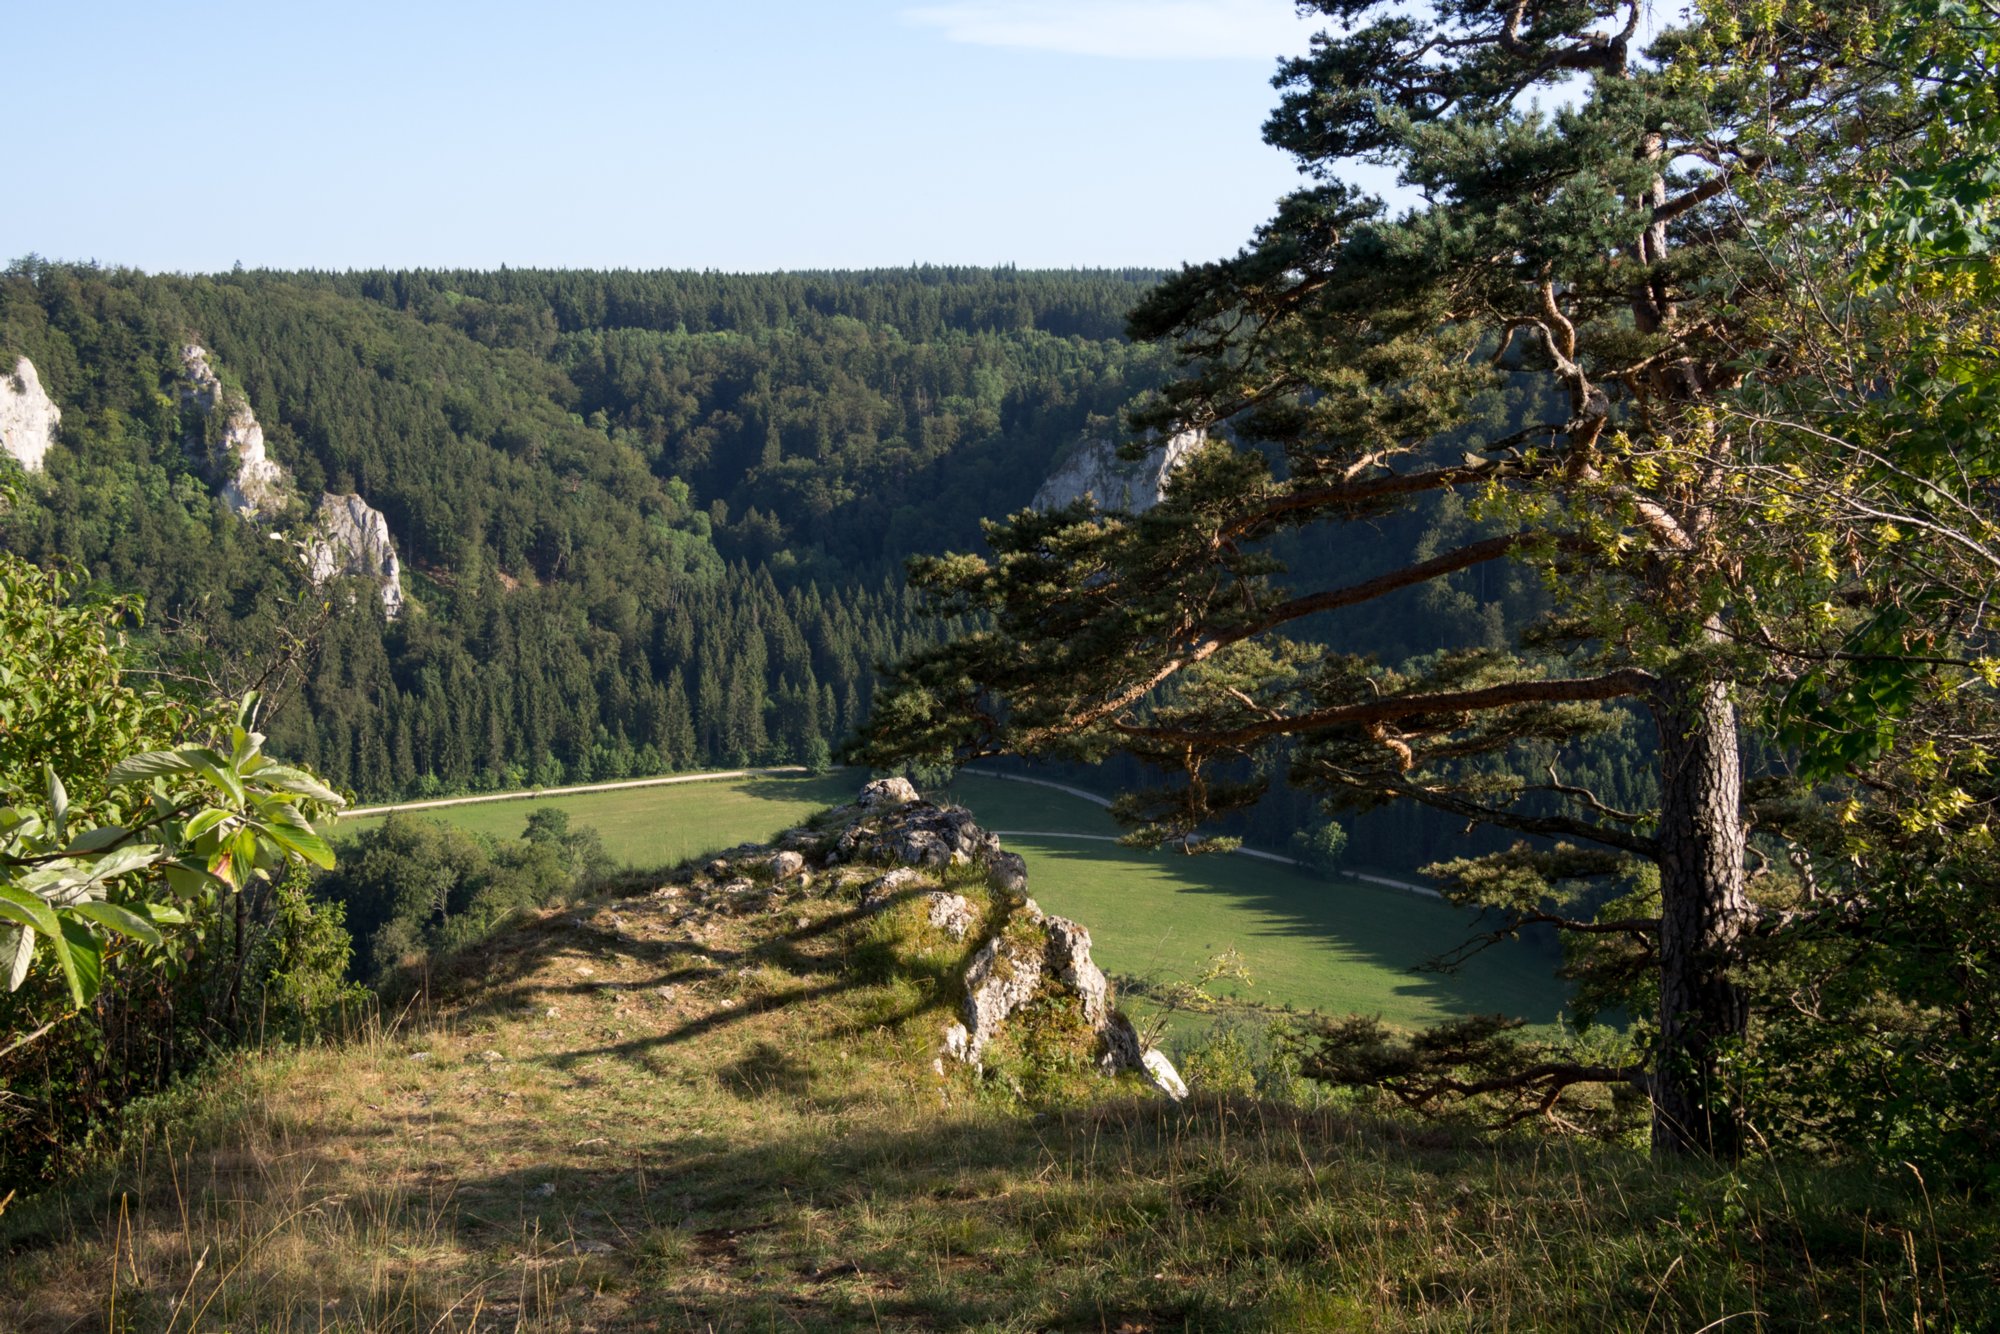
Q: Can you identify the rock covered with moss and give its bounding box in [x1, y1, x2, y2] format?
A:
[825, 779, 1185, 1100]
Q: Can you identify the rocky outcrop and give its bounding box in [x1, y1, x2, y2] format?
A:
[180, 344, 290, 519]
[833, 794, 1003, 870]
[1031, 428, 1205, 514]
[0, 357, 59, 473]
[954, 897, 1158, 1088]
[304, 492, 405, 620]
[829, 784, 1186, 1100]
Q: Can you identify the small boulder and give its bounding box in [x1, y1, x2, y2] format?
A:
[987, 852, 1028, 895]
[1142, 1048, 1190, 1101]
[861, 866, 924, 910]
[1043, 916, 1112, 1028]
[961, 932, 1046, 1063]
[771, 850, 806, 881]
[858, 776, 920, 808]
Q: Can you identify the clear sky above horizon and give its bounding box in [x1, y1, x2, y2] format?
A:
[2, 0, 1341, 275]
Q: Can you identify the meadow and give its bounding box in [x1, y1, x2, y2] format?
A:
[3, 834, 1975, 1332]
[335, 770, 1562, 1029]
[333, 771, 860, 866]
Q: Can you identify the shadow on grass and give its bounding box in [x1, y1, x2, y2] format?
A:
[9, 1077, 1970, 1334]
[1007, 835, 1568, 1025]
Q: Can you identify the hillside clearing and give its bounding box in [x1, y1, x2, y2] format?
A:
[333, 772, 859, 867]
[334, 772, 1563, 1029]
[2, 801, 1981, 1332]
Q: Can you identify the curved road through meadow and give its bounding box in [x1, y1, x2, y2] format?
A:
[344, 764, 1442, 901]
[344, 766, 813, 819]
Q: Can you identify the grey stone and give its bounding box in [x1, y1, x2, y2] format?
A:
[861, 866, 923, 910]
[771, 850, 806, 881]
[1142, 1047, 1190, 1100]
[987, 851, 1028, 895]
[181, 344, 291, 520]
[924, 891, 977, 941]
[305, 492, 405, 619]
[858, 776, 920, 808]
[961, 933, 1045, 1063]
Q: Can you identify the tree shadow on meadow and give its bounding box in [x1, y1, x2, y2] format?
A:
[1008, 837, 1567, 1024]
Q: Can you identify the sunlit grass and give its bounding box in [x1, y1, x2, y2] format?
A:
[3, 846, 1984, 1332]
[331, 772, 858, 867]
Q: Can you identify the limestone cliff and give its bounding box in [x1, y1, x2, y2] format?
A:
[0, 357, 60, 473]
[180, 344, 290, 519]
[1030, 427, 1204, 514]
[305, 492, 405, 620]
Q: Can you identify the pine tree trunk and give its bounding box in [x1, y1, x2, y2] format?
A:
[1649, 671, 1750, 1157]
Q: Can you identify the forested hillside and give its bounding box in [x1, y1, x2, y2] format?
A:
[0, 259, 1652, 867]
[0, 263, 1168, 790]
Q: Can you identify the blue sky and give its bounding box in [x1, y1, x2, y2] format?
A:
[2, 1, 1334, 274]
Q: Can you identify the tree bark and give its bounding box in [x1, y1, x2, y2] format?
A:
[1649, 671, 1750, 1157]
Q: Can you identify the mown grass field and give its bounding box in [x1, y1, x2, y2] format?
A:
[333, 772, 859, 867]
[333, 770, 1562, 1029]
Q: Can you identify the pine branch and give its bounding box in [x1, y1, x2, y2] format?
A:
[1100, 669, 1656, 750]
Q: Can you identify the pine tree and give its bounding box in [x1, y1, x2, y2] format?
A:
[857, 0, 1949, 1157]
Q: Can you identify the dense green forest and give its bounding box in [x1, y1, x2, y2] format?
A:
[0, 259, 1652, 869]
[0, 265, 1154, 777]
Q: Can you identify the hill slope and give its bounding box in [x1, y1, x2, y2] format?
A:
[1, 784, 1981, 1332]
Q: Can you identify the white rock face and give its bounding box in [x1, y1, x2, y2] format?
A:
[306, 492, 405, 619]
[180, 344, 290, 519]
[0, 357, 60, 473]
[1031, 428, 1205, 514]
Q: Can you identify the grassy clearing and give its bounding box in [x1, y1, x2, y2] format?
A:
[333, 771, 1564, 1031]
[2, 838, 1986, 1332]
[332, 772, 858, 867]
[939, 774, 1562, 1027]
[1002, 835, 1559, 1027]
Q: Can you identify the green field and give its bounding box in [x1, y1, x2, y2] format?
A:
[332, 772, 859, 868]
[335, 769, 1563, 1027]
[937, 774, 1559, 1027]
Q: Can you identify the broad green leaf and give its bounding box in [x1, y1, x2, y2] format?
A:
[63, 825, 132, 855]
[191, 758, 246, 809]
[251, 766, 345, 806]
[0, 885, 60, 937]
[107, 751, 198, 784]
[44, 765, 68, 834]
[52, 916, 101, 1006]
[164, 863, 224, 900]
[257, 821, 336, 870]
[70, 900, 164, 948]
[81, 846, 164, 884]
[252, 799, 308, 828]
[182, 808, 233, 841]
[4, 923, 32, 991]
